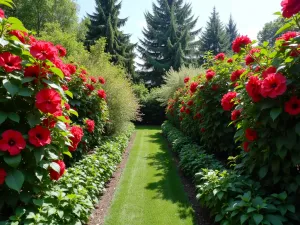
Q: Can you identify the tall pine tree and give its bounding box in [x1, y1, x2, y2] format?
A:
[86, 0, 135, 75]
[226, 15, 238, 48]
[138, 0, 200, 87]
[199, 7, 230, 56]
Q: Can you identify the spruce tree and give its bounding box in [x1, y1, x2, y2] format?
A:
[226, 15, 238, 48]
[138, 0, 200, 87]
[86, 0, 135, 75]
[199, 7, 230, 56]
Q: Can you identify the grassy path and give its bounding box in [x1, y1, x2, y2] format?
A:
[104, 126, 196, 225]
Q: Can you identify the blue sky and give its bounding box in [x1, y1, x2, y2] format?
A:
[76, 0, 282, 43]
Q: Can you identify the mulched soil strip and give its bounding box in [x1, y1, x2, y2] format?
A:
[164, 134, 213, 225]
[88, 132, 137, 225]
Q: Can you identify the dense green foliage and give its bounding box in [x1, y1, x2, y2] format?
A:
[199, 7, 230, 56]
[138, 0, 200, 87]
[8, 125, 134, 225]
[85, 0, 135, 75]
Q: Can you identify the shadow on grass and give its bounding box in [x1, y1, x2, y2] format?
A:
[144, 131, 197, 224]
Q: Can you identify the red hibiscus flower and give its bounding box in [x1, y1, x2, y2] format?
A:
[187, 100, 194, 106]
[66, 64, 76, 75]
[90, 77, 97, 83]
[260, 73, 287, 98]
[0, 52, 22, 73]
[0, 130, 26, 156]
[56, 45, 67, 57]
[0, 168, 6, 185]
[221, 92, 237, 111]
[231, 109, 242, 121]
[277, 31, 300, 44]
[85, 119, 95, 133]
[245, 128, 258, 141]
[190, 82, 198, 93]
[69, 126, 84, 151]
[49, 160, 66, 181]
[246, 76, 262, 102]
[98, 76, 106, 84]
[180, 106, 185, 113]
[285, 96, 300, 115]
[231, 69, 245, 82]
[281, 0, 300, 18]
[262, 66, 277, 78]
[206, 69, 215, 81]
[62, 85, 68, 91]
[0, 8, 5, 18]
[184, 77, 190, 83]
[42, 117, 57, 128]
[232, 35, 252, 53]
[215, 53, 225, 60]
[65, 103, 70, 110]
[212, 84, 219, 91]
[28, 125, 51, 147]
[35, 89, 62, 114]
[243, 142, 250, 152]
[185, 108, 191, 114]
[30, 41, 58, 61]
[98, 89, 106, 99]
[9, 30, 28, 44]
[227, 58, 233, 63]
[86, 84, 95, 92]
[24, 64, 46, 80]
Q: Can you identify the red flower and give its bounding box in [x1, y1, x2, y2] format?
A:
[0, 168, 6, 185]
[30, 41, 58, 61]
[0, 8, 5, 18]
[281, 0, 300, 18]
[245, 48, 260, 65]
[90, 77, 97, 83]
[227, 58, 233, 63]
[42, 117, 56, 128]
[66, 64, 76, 75]
[35, 89, 62, 114]
[260, 73, 287, 98]
[232, 35, 252, 53]
[246, 76, 262, 102]
[98, 89, 106, 99]
[184, 77, 190, 83]
[231, 109, 241, 121]
[0, 130, 26, 156]
[212, 84, 219, 91]
[28, 125, 51, 147]
[243, 142, 250, 152]
[285, 96, 300, 115]
[277, 31, 300, 43]
[0, 52, 22, 73]
[206, 69, 215, 81]
[194, 113, 201, 120]
[9, 30, 28, 44]
[69, 126, 84, 151]
[262, 66, 277, 78]
[56, 45, 67, 57]
[221, 92, 237, 111]
[201, 128, 206, 133]
[62, 85, 68, 91]
[65, 103, 70, 110]
[190, 82, 198, 93]
[86, 84, 95, 92]
[231, 69, 245, 82]
[245, 128, 258, 141]
[79, 73, 87, 82]
[85, 119, 95, 133]
[24, 64, 46, 79]
[49, 160, 66, 181]
[180, 106, 185, 113]
[185, 108, 191, 114]
[215, 53, 225, 60]
[187, 100, 194, 106]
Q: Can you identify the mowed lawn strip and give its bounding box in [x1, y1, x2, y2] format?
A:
[104, 126, 196, 225]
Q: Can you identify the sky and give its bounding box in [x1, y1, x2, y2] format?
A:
[76, 0, 282, 43]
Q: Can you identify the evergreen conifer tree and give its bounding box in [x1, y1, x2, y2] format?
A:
[86, 0, 135, 75]
[226, 14, 238, 48]
[199, 7, 230, 56]
[138, 0, 200, 87]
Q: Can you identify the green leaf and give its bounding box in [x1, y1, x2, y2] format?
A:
[265, 215, 284, 225]
[273, 11, 281, 15]
[48, 151, 58, 160]
[295, 123, 300, 136]
[21, 77, 35, 84]
[4, 155, 21, 168]
[253, 214, 263, 225]
[215, 214, 223, 222]
[286, 204, 295, 213]
[8, 112, 20, 123]
[18, 88, 33, 97]
[3, 79, 19, 97]
[65, 90, 73, 98]
[0, 111, 7, 124]
[63, 151, 72, 158]
[50, 162, 60, 173]
[69, 109, 78, 117]
[5, 170, 24, 192]
[34, 148, 44, 164]
[259, 166, 268, 179]
[241, 214, 249, 224]
[277, 192, 287, 200]
[270, 108, 282, 121]
[27, 113, 41, 127]
[32, 199, 43, 206]
[276, 22, 293, 35]
[49, 67, 64, 79]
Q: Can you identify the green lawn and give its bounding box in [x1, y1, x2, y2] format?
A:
[104, 126, 196, 225]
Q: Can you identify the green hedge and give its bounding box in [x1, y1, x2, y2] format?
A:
[6, 124, 135, 225]
[162, 121, 300, 225]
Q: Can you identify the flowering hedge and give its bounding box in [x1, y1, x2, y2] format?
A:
[0, 6, 109, 221]
[165, 0, 300, 223]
